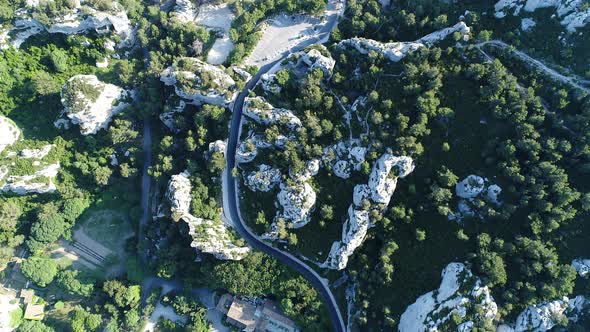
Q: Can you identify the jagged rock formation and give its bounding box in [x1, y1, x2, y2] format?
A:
[0, 116, 21, 153]
[572, 258, 590, 278]
[276, 181, 316, 228]
[1, 143, 60, 195]
[165, 171, 249, 260]
[368, 154, 414, 204]
[322, 141, 367, 180]
[449, 175, 502, 222]
[398, 263, 498, 332]
[260, 46, 335, 94]
[171, 0, 197, 23]
[236, 133, 275, 163]
[159, 100, 186, 133]
[495, 0, 590, 32]
[338, 22, 470, 62]
[502, 296, 589, 331]
[1, 0, 134, 49]
[208, 140, 226, 155]
[245, 164, 281, 192]
[58, 75, 131, 135]
[160, 57, 238, 106]
[324, 153, 414, 270]
[243, 96, 302, 130]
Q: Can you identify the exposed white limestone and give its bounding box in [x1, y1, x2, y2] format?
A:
[208, 140, 226, 155]
[160, 57, 237, 106]
[368, 154, 414, 204]
[166, 171, 193, 222]
[495, 0, 590, 32]
[324, 153, 414, 270]
[0, 163, 60, 195]
[324, 206, 370, 270]
[171, 0, 197, 23]
[521, 17, 537, 31]
[0, 116, 21, 153]
[59, 75, 131, 135]
[333, 160, 351, 179]
[339, 22, 470, 62]
[514, 298, 570, 331]
[159, 100, 186, 133]
[449, 175, 502, 222]
[20, 144, 53, 159]
[2, 0, 134, 49]
[245, 164, 281, 192]
[243, 96, 301, 130]
[456, 175, 485, 199]
[398, 263, 498, 332]
[165, 171, 249, 260]
[572, 258, 590, 278]
[276, 181, 316, 228]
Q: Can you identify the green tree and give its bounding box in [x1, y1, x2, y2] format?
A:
[21, 256, 58, 287]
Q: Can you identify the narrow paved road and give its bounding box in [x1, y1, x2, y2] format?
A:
[223, 7, 346, 331]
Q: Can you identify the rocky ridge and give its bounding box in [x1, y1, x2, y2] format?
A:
[399, 263, 498, 332]
[323, 153, 414, 270]
[338, 22, 471, 62]
[495, 0, 590, 32]
[165, 171, 249, 260]
[57, 75, 132, 135]
[1, 0, 134, 49]
[0, 143, 60, 195]
[160, 57, 238, 106]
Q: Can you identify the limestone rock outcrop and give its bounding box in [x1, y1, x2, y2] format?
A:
[495, 0, 590, 32]
[0, 143, 60, 195]
[58, 75, 131, 135]
[399, 263, 498, 332]
[276, 181, 316, 228]
[572, 258, 590, 278]
[245, 164, 281, 192]
[0, 116, 21, 153]
[449, 175, 502, 222]
[324, 153, 414, 270]
[160, 57, 237, 106]
[368, 154, 414, 204]
[2, 0, 134, 49]
[339, 22, 470, 62]
[243, 96, 301, 130]
[165, 171, 249, 260]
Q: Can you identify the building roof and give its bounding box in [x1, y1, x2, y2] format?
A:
[259, 304, 299, 332]
[24, 304, 44, 321]
[216, 293, 234, 314]
[226, 298, 257, 330]
[19, 289, 34, 304]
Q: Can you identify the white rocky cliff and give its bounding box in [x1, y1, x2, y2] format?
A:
[245, 164, 281, 192]
[399, 263, 498, 332]
[243, 96, 302, 130]
[495, 0, 590, 32]
[58, 75, 131, 135]
[160, 57, 238, 106]
[1, 0, 134, 49]
[0, 116, 21, 153]
[0, 139, 60, 195]
[324, 153, 414, 270]
[338, 22, 470, 62]
[448, 175, 502, 221]
[165, 171, 249, 260]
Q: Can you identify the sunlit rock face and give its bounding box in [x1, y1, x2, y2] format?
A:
[399, 263, 498, 332]
[59, 75, 131, 135]
[2, 0, 134, 49]
[495, 0, 590, 32]
[165, 171, 249, 260]
[160, 57, 237, 106]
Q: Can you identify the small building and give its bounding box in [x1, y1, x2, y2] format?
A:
[217, 294, 299, 332]
[19, 289, 34, 304]
[226, 298, 258, 331]
[23, 304, 44, 321]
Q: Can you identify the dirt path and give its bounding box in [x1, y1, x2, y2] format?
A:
[474, 40, 590, 94]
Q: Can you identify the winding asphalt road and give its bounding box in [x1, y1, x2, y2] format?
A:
[223, 4, 346, 331]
